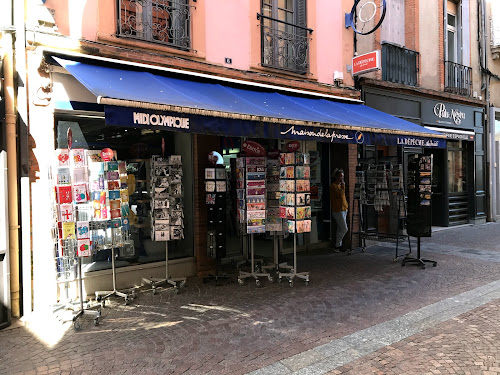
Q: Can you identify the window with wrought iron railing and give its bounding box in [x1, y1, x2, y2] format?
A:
[118, 0, 191, 50]
[258, 0, 311, 75]
[381, 42, 419, 86]
[444, 61, 472, 97]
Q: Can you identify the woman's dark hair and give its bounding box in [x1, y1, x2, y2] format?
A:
[334, 169, 344, 177]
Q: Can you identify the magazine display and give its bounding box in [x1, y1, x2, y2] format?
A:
[205, 165, 227, 258]
[279, 152, 312, 234]
[150, 155, 184, 241]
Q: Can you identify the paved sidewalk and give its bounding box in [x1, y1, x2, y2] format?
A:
[1, 223, 500, 375]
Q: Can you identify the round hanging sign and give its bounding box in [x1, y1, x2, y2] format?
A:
[208, 151, 224, 165]
[242, 140, 266, 157]
[101, 148, 114, 161]
[286, 141, 301, 152]
[348, 0, 387, 36]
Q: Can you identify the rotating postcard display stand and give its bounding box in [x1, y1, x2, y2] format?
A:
[90, 154, 136, 307]
[278, 152, 311, 287]
[142, 155, 186, 294]
[52, 147, 134, 329]
[403, 154, 437, 268]
[236, 156, 273, 286]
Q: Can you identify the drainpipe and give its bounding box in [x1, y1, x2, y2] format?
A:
[3, 29, 20, 318]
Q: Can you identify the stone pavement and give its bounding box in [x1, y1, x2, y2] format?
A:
[1, 223, 500, 375]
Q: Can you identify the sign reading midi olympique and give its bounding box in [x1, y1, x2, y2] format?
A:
[104, 105, 446, 148]
[352, 50, 381, 76]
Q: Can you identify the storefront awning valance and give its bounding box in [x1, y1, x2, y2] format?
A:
[53, 56, 446, 148]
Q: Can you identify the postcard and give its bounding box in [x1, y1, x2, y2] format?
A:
[280, 167, 287, 178]
[77, 239, 91, 257]
[279, 193, 286, 206]
[216, 168, 226, 180]
[296, 220, 305, 233]
[247, 172, 265, 180]
[106, 161, 119, 171]
[205, 181, 216, 192]
[286, 193, 295, 206]
[266, 223, 282, 232]
[267, 207, 280, 217]
[279, 153, 286, 165]
[72, 167, 88, 185]
[56, 149, 70, 167]
[287, 220, 295, 233]
[295, 166, 310, 179]
[286, 166, 295, 179]
[304, 219, 311, 232]
[120, 189, 129, 203]
[286, 180, 295, 192]
[246, 157, 266, 166]
[247, 202, 266, 211]
[121, 203, 130, 217]
[247, 195, 265, 204]
[279, 180, 287, 192]
[279, 206, 286, 218]
[247, 225, 266, 234]
[109, 190, 120, 200]
[296, 207, 306, 220]
[246, 180, 266, 188]
[296, 180, 310, 192]
[70, 149, 86, 168]
[206, 193, 216, 205]
[110, 209, 121, 219]
[62, 221, 76, 240]
[59, 204, 74, 222]
[247, 188, 266, 196]
[56, 185, 73, 204]
[236, 158, 244, 168]
[86, 150, 102, 163]
[169, 155, 182, 165]
[216, 181, 227, 192]
[171, 226, 184, 240]
[247, 210, 266, 219]
[285, 153, 295, 165]
[237, 209, 246, 223]
[155, 230, 170, 241]
[286, 207, 295, 220]
[107, 181, 120, 191]
[57, 168, 71, 185]
[73, 184, 88, 203]
[120, 176, 128, 189]
[296, 193, 306, 206]
[304, 206, 311, 219]
[205, 168, 216, 180]
[237, 189, 245, 199]
[154, 209, 170, 220]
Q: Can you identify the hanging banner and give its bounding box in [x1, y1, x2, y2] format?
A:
[104, 105, 446, 148]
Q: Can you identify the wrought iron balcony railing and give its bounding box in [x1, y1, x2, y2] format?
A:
[258, 13, 312, 75]
[381, 42, 419, 86]
[445, 61, 472, 97]
[118, 0, 192, 50]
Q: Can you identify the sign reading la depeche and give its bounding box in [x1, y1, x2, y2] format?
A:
[352, 50, 381, 76]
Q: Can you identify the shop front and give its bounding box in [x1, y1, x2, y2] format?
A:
[28, 53, 446, 310]
[363, 87, 486, 227]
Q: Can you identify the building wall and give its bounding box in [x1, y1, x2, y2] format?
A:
[419, 0, 441, 90]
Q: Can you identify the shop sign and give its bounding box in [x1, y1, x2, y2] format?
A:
[242, 141, 266, 156]
[101, 148, 114, 161]
[286, 141, 301, 152]
[433, 103, 466, 125]
[267, 149, 281, 159]
[352, 50, 380, 76]
[133, 112, 190, 129]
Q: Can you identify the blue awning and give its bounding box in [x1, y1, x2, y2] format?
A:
[53, 57, 446, 148]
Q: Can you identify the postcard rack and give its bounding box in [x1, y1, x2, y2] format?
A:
[236, 156, 272, 286]
[142, 155, 186, 294]
[277, 152, 311, 287]
[349, 163, 412, 260]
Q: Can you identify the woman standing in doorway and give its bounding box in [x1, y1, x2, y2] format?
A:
[330, 169, 348, 252]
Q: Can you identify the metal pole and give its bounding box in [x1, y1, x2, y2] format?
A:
[251, 234, 254, 274]
[78, 258, 83, 311]
[165, 242, 169, 280]
[293, 232, 297, 272]
[111, 248, 116, 291]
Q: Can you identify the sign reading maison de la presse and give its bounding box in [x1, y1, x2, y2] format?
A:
[104, 106, 445, 148]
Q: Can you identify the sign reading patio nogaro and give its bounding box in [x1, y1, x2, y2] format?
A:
[104, 105, 446, 148]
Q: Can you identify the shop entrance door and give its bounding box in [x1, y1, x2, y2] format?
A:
[447, 140, 469, 226]
[424, 148, 447, 227]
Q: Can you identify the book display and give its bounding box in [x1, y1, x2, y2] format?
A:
[277, 152, 310, 287]
[403, 154, 437, 268]
[266, 159, 282, 232]
[143, 155, 187, 294]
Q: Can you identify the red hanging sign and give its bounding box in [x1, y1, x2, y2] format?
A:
[101, 148, 114, 161]
[242, 141, 266, 157]
[67, 128, 73, 150]
[286, 141, 301, 152]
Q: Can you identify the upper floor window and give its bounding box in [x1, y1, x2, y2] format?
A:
[118, 0, 191, 50]
[447, 11, 457, 63]
[259, 0, 311, 74]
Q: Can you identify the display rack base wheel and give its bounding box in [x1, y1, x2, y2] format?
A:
[401, 237, 436, 269]
[278, 271, 309, 287]
[94, 248, 137, 307]
[237, 234, 272, 286]
[73, 257, 101, 331]
[202, 272, 231, 286]
[142, 276, 186, 295]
